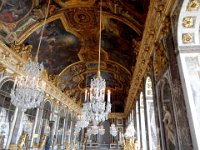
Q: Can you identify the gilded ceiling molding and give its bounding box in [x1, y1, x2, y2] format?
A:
[0, 42, 80, 113]
[108, 113, 126, 119]
[103, 12, 142, 36]
[124, 0, 176, 116]
[54, 0, 95, 8]
[16, 13, 82, 44]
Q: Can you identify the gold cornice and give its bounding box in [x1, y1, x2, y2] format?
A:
[124, 0, 176, 116]
[108, 113, 126, 119]
[0, 42, 80, 113]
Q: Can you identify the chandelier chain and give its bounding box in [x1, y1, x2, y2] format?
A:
[98, 0, 102, 77]
[35, 0, 51, 61]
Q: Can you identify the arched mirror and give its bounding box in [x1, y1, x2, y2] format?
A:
[0, 80, 15, 149]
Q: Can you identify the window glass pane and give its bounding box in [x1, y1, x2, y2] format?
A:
[140, 92, 147, 150]
[0, 81, 14, 94]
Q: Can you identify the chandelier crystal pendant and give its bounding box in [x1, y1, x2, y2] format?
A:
[10, 0, 50, 111]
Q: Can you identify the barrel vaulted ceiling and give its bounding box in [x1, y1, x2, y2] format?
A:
[0, 0, 150, 112]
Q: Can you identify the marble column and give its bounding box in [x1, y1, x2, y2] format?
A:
[30, 107, 40, 147]
[10, 110, 24, 145]
[5, 107, 18, 149]
[163, 32, 193, 149]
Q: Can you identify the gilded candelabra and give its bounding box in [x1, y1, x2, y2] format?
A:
[17, 133, 28, 150]
[38, 135, 47, 150]
[123, 138, 138, 150]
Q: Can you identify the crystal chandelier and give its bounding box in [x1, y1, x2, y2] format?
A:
[98, 125, 105, 135]
[124, 121, 135, 139]
[76, 103, 89, 129]
[87, 125, 105, 135]
[84, 0, 112, 125]
[10, 0, 50, 111]
[110, 123, 117, 137]
[11, 60, 46, 111]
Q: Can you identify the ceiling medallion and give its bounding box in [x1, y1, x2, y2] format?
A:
[10, 0, 51, 111]
[182, 17, 195, 28]
[187, 0, 200, 11]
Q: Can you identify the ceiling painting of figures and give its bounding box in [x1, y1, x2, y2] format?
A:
[25, 19, 81, 75]
[0, 0, 33, 23]
[102, 18, 140, 71]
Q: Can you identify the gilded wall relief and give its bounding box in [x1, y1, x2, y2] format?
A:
[153, 42, 168, 80]
[25, 19, 81, 75]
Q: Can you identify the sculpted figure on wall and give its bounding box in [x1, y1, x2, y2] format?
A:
[17, 133, 28, 150]
[163, 105, 175, 146]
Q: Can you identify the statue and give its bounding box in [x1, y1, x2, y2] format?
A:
[38, 135, 47, 150]
[17, 133, 28, 150]
[82, 136, 87, 150]
[65, 142, 70, 150]
[163, 105, 175, 146]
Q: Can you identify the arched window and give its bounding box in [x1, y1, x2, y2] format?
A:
[140, 92, 147, 150]
[0, 80, 15, 149]
[145, 77, 159, 150]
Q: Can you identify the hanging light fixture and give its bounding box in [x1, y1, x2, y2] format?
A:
[124, 121, 135, 139]
[124, 112, 135, 139]
[10, 0, 51, 111]
[85, 0, 112, 126]
[110, 119, 117, 137]
[75, 103, 90, 129]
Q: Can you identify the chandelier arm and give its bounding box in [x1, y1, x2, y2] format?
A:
[97, 0, 102, 77]
[35, 0, 51, 61]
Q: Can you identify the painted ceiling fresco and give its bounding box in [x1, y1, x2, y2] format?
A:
[25, 19, 81, 75]
[102, 18, 140, 71]
[119, 0, 149, 24]
[0, 0, 33, 23]
[0, 0, 150, 112]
